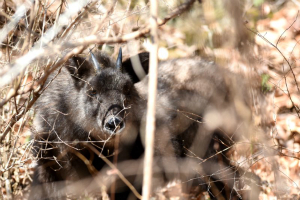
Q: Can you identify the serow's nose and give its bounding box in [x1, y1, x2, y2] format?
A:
[104, 117, 125, 133]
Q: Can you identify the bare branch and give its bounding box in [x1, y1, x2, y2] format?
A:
[246, 17, 300, 118]
[0, 0, 90, 88]
[73, 0, 196, 47]
[276, 11, 299, 47]
[86, 143, 142, 200]
[0, 2, 30, 44]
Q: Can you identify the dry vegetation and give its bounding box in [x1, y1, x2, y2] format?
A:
[0, 0, 300, 199]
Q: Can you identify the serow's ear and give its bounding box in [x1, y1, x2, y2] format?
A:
[65, 56, 93, 88]
[65, 56, 92, 78]
[122, 52, 149, 83]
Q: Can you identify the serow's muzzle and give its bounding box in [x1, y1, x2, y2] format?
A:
[104, 116, 125, 134]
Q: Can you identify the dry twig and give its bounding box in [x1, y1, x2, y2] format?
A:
[246, 12, 300, 118]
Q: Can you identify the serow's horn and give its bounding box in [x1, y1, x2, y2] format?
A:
[116, 47, 122, 71]
[90, 50, 101, 73]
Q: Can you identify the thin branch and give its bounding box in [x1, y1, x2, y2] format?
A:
[72, 0, 196, 47]
[0, 89, 40, 143]
[276, 11, 299, 46]
[86, 143, 142, 200]
[21, 0, 38, 54]
[247, 23, 300, 93]
[0, 0, 90, 88]
[0, 2, 29, 44]
[246, 16, 300, 119]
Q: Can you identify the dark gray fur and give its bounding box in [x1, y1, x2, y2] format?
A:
[136, 58, 253, 199]
[30, 52, 254, 200]
[30, 52, 143, 200]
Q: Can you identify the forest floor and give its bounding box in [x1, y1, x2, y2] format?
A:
[252, 3, 300, 199]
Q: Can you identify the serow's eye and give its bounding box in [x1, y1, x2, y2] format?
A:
[123, 85, 131, 95]
[88, 90, 97, 97]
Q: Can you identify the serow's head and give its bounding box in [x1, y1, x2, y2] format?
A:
[66, 48, 139, 139]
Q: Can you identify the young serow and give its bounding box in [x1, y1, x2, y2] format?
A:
[30, 49, 145, 199]
[30, 48, 257, 200]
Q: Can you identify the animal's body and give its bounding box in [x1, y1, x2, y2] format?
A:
[30, 50, 252, 200]
[30, 51, 145, 199]
[136, 58, 252, 199]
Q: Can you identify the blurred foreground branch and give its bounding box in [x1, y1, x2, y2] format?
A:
[142, 0, 158, 199]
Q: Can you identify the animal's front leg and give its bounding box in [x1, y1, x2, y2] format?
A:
[29, 164, 66, 200]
